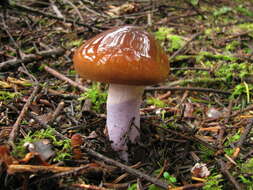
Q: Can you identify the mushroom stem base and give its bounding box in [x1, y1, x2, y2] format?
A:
[106, 84, 144, 159]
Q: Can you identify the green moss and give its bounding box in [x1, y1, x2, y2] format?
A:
[79, 83, 107, 113]
[147, 97, 167, 108]
[154, 27, 185, 52]
[203, 174, 223, 190]
[0, 91, 20, 100]
[13, 127, 71, 162]
[213, 6, 232, 17]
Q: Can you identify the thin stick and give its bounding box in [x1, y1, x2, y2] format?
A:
[153, 123, 218, 151]
[86, 149, 169, 189]
[28, 112, 68, 140]
[145, 86, 230, 95]
[225, 100, 233, 123]
[44, 65, 87, 92]
[217, 159, 242, 190]
[230, 105, 253, 118]
[237, 119, 253, 147]
[71, 184, 108, 190]
[63, 0, 84, 21]
[0, 47, 65, 71]
[6, 2, 102, 31]
[233, 118, 253, 159]
[167, 78, 226, 87]
[8, 86, 39, 147]
[170, 32, 202, 61]
[50, 101, 65, 123]
[7, 164, 78, 174]
[169, 183, 204, 190]
[50, 1, 64, 18]
[170, 67, 210, 71]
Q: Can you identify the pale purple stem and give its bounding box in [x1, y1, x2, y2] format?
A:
[106, 84, 144, 160]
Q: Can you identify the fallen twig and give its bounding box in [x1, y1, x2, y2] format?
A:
[230, 105, 253, 118]
[63, 0, 84, 21]
[86, 149, 169, 189]
[145, 86, 230, 95]
[29, 112, 68, 140]
[236, 119, 253, 148]
[7, 164, 78, 174]
[112, 162, 142, 183]
[223, 31, 251, 43]
[170, 32, 202, 61]
[44, 65, 87, 92]
[8, 86, 40, 147]
[232, 119, 253, 159]
[166, 78, 226, 87]
[71, 184, 108, 190]
[5, 2, 102, 31]
[225, 100, 234, 123]
[169, 183, 204, 190]
[170, 67, 210, 72]
[153, 123, 218, 152]
[217, 159, 242, 190]
[50, 101, 65, 123]
[0, 47, 65, 71]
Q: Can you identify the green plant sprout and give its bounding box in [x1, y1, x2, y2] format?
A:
[216, 62, 253, 81]
[236, 4, 253, 17]
[163, 171, 177, 184]
[65, 39, 84, 48]
[224, 132, 241, 156]
[79, 83, 107, 113]
[239, 175, 253, 190]
[231, 83, 253, 101]
[239, 158, 253, 189]
[154, 27, 185, 52]
[0, 91, 20, 100]
[213, 6, 232, 17]
[203, 174, 223, 190]
[147, 97, 167, 108]
[188, 0, 199, 6]
[13, 127, 71, 162]
[196, 51, 237, 63]
[197, 144, 215, 161]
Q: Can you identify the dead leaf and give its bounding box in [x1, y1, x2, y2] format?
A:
[71, 134, 84, 160]
[25, 139, 55, 161]
[206, 107, 222, 119]
[183, 103, 195, 119]
[191, 163, 210, 178]
[19, 152, 49, 166]
[0, 81, 12, 88]
[0, 145, 16, 166]
[106, 2, 137, 17]
[7, 77, 32, 87]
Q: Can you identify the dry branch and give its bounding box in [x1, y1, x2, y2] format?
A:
[8, 86, 39, 146]
[44, 65, 87, 92]
[71, 184, 108, 190]
[86, 149, 169, 189]
[7, 164, 77, 174]
[145, 86, 230, 95]
[217, 159, 242, 190]
[170, 183, 204, 190]
[236, 119, 253, 148]
[170, 32, 202, 61]
[4, 2, 102, 31]
[0, 47, 65, 71]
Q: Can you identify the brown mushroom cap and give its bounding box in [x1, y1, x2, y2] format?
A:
[73, 26, 169, 85]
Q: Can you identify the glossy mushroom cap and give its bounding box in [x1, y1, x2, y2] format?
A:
[73, 26, 169, 85]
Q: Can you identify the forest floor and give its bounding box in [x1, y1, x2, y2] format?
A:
[0, 0, 253, 189]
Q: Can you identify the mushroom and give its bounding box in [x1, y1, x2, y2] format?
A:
[73, 26, 169, 161]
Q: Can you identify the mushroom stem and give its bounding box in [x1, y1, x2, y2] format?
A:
[106, 84, 144, 160]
